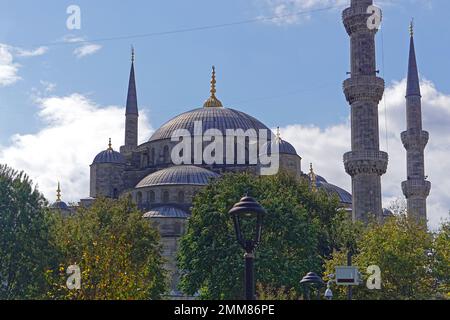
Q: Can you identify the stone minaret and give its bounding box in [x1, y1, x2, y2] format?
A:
[120, 47, 139, 156]
[401, 22, 431, 223]
[342, 0, 388, 222]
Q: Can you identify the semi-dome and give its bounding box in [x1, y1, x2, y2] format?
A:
[143, 206, 189, 219]
[260, 138, 298, 156]
[316, 175, 352, 205]
[136, 165, 219, 188]
[92, 139, 126, 165]
[149, 107, 270, 142]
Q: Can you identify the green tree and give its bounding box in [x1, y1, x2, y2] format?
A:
[178, 172, 345, 299]
[433, 219, 450, 299]
[46, 197, 166, 300]
[325, 215, 442, 300]
[0, 164, 56, 299]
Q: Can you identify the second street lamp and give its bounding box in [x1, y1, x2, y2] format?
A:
[229, 196, 266, 300]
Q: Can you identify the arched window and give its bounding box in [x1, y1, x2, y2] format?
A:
[148, 190, 156, 203]
[178, 191, 185, 203]
[162, 191, 170, 203]
[163, 145, 170, 164]
[142, 152, 149, 168]
[136, 192, 143, 207]
[150, 148, 155, 165]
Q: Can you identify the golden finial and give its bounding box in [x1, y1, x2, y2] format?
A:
[309, 163, 317, 192]
[203, 66, 223, 108]
[108, 138, 113, 150]
[131, 46, 135, 63]
[56, 182, 61, 202]
[409, 18, 414, 37]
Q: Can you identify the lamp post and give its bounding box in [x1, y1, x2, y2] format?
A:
[300, 272, 325, 300]
[229, 196, 266, 300]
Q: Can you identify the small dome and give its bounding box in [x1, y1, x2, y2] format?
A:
[315, 175, 352, 205]
[136, 165, 219, 188]
[260, 139, 298, 156]
[143, 206, 189, 219]
[92, 139, 125, 165]
[51, 201, 69, 210]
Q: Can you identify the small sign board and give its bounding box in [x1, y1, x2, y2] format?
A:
[335, 266, 359, 286]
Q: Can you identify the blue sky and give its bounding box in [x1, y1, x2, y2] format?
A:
[0, 0, 449, 228]
[1, 0, 448, 142]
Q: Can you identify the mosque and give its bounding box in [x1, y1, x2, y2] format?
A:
[51, 0, 430, 296]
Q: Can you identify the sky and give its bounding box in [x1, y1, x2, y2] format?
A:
[0, 0, 449, 229]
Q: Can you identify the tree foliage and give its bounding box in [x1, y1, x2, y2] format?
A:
[0, 164, 55, 299]
[178, 172, 346, 299]
[46, 197, 167, 300]
[325, 215, 449, 300]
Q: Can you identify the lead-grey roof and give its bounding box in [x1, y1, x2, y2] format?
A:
[92, 149, 126, 165]
[316, 175, 352, 204]
[260, 139, 298, 156]
[143, 206, 189, 219]
[149, 107, 270, 142]
[136, 165, 219, 188]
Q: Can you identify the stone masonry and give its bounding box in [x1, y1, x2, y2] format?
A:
[401, 27, 431, 222]
[343, 0, 388, 222]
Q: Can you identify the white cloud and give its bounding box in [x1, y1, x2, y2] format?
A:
[73, 43, 102, 58]
[0, 94, 153, 204]
[0, 43, 49, 86]
[15, 46, 48, 57]
[0, 44, 21, 86]
[279, 78, 450, 229]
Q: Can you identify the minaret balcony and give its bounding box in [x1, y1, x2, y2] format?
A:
[402, 179, 431, 198]
[343, 76, 385, 104]
[344, 150, 388, 177]
[401, 130, 429, 150]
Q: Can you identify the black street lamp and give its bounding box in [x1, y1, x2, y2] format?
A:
[229, 196, 266, 300]
[300, 272, 325, 300]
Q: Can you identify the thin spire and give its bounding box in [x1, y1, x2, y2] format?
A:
[309, 163, 317, 192]
[406, 20, 421, 97]
[126, 47, 139, 115]
[276, 127, 281, 142]
[108, 138, 113, 150]
[56, 182, 61, 202]
[409, 18, 414, 37]
[203, 66, 223, 108]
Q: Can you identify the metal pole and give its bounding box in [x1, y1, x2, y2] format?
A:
[347, 251, 353, 300]
[244, 252, 255, 300]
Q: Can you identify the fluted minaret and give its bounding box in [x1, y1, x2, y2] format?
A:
[401, 22, 431, 223]
[342, 0, 388, 222]
[120, 47, 139, 155]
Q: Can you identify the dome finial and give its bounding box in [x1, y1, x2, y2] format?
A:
[203, 66, 223, 108]
[309, 163, 317, 192]
[56, 182, 62, 202]
[131, 45, 135, 63]
[108, 138, 113, 150]
[409, 18, 414, 37]
[276, 126, 281, 141]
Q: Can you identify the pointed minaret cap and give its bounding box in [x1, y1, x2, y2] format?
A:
[126, 46, 139, 115]
[56, 182, 62, 202]
[406, 19, 421, 97]
[203, 66, 223, 108]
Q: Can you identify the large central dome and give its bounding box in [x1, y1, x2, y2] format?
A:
[149, 107, 270, 142]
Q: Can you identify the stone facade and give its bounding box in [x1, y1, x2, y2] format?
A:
[343, 0, 388, 223]
[401, 29, 431, 222]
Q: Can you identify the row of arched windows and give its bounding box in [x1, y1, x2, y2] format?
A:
[141, 145, 171, 168]
[135, 189, 185, 206]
